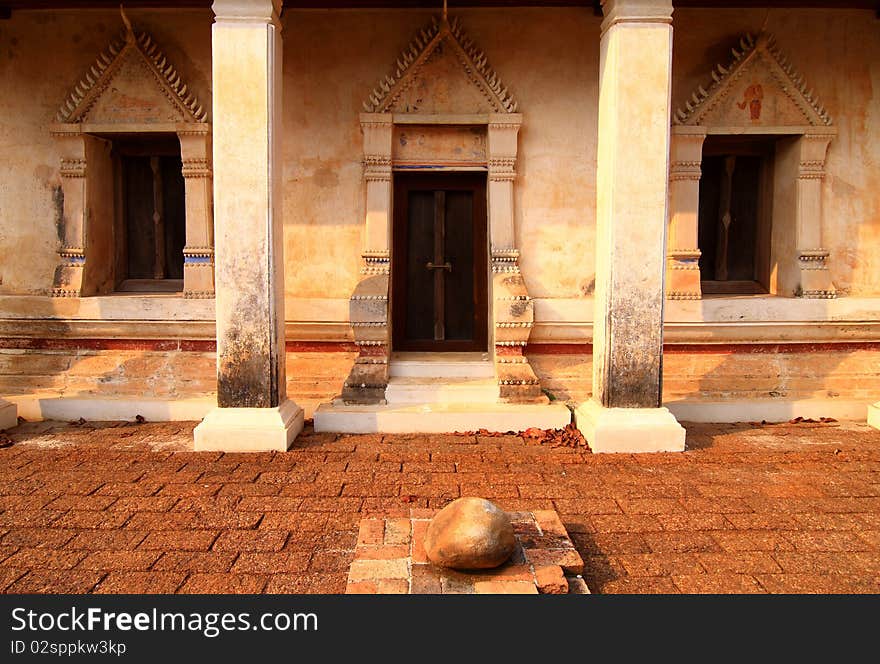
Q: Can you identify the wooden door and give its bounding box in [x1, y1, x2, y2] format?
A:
[392, 172, 488, 352]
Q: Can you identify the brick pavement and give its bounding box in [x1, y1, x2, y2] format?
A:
[0, 418, 878, 594]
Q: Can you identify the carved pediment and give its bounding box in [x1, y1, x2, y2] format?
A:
[55, 24, 207, 124]
[675, 33, 831, 128]
[362, 16, 518, 115]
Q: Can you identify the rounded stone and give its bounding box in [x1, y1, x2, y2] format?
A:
[424, 497, 516, 570]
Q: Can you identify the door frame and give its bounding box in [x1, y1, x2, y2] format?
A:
[391, 171, 489, 352]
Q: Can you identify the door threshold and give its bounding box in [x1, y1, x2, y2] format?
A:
[391, 351, 491, 362]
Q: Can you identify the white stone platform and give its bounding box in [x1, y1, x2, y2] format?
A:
[314, 401, 571, 434]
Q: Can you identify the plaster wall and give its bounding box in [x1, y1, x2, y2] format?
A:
[281, 8, 599, 302]
[672, 8, 880, 297]
[0, 9, 213, 295]
[1, 8, 877, 304]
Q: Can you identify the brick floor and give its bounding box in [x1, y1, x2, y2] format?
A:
[0, 418, 879, 594]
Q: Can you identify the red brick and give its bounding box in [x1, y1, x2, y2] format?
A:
[596, 576, 678, 594]
[348, 558, 408, 581]
[0, 548, 87, 570]
[153, 551, 237, 573]
[68, 530, 147, 551]
[8, 570, 105, 593]
[474, 580, 537, 594]
[0, 510, 65, 528]
[411, 520, 429, 564]
[232, 552, 310, 574]
[524, 548, 584, 574]
[46, 495, 118, 511]
[755, 574, 879, 594]
[617, 553, 705, 577]
[213, 530, 288, 552]
[78, 550, 161, 571]
[376, 578, 409, 594]
[95, 571, 185, 594]
[696, 552, 782, 574]
[139, 530, 219, 551]
[672, 574, 766, 594]
[535, 565, 568, 594]
[533, 510, 568, 537]
[178, 573, 268, 594]
[308, 550, 353, 572]
[711, 530, 796, 553]
[643, 532, 722, 554]
[353, 545, 409, 560]
[357, 519, 384, 546]
[781, 531, 871, 552]
[346, 580, 378, 594]
[52, 511, 133, 530]
[410, 565, 441, 594]
[383, 518, 411, 545]
[2, 528, 76, 548]
[109, 496, 178, 512]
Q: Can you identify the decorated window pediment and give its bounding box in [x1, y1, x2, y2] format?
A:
[674, 33, 831, 129]
[362, 16, 517, 115]
[55, 20, 207, 125]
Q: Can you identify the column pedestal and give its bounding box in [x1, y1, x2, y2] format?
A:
[195, 0, 300, 451]
[577, 0, 685, 453]
[575, 400, 684, 454]
[0, 399, 17, 430]
[867, 403, 880, 430]
[194, 400, 303, 452]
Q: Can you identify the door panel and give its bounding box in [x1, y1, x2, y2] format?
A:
[392, 172, 487, 352]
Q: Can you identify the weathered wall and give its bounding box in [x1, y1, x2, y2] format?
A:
[3, 345, 878, 421]
[0, 9, 213, 295]
[532, 345, 880, 406]
[1, 7, 877, 302]
[0, 344, 355, 419]
[672, 8, 880, 296]
[281, 8, 599, 302]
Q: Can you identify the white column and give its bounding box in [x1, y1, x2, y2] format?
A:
[575, 0, 685, 453]
[194, 0, 303, 451]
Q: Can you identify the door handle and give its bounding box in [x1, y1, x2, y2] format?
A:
[426, 261, 452, 272]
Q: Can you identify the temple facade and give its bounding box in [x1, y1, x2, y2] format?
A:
[1, 0, 879, 452]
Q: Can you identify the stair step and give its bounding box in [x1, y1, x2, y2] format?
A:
[314, 401, 572, 434]
[389, 352, 494, 378]
[385, 377, 499, 404]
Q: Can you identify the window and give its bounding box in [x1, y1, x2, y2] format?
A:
[113, 135, 186, 293]
[697, 136, 777, 295]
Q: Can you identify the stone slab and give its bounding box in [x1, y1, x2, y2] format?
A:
[193, 399, 303, 452]
[314, 401, 571, 433]
[574, 399, 686, 453]
[672, 399, 870, 424]
[9, 396, 214, 424]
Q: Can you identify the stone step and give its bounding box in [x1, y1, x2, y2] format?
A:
[384, 377, 500, 404]
[389, 352, 494, 379]
[314, 401, 572, 434]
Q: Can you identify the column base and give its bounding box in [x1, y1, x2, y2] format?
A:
[867, 402, 880, 430]
[0, 399, 18, 430]
[574, 399, 686, 454]
[194, 399, 304, 452]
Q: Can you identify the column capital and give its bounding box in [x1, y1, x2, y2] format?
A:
[601, 0, 673, 33]
[212, 0, 281, 24]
